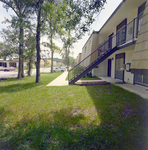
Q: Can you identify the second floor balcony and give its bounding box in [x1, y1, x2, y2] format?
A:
[98, 14, 143, 56]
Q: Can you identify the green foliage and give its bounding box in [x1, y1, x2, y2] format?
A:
[62, 56, 75, 66]
[42, 0, 66, 72]
[24, 33, 36, 75]
[60, 0, 106, 69]
[69, 65, 84, 80]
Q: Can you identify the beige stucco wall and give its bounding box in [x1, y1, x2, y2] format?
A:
[131, 0, 148, 69]
[90, 34, 99, 64]
[92, 59, 108, 77]
[40, 59, 56, 66]
[76, 53, 82, 64]
[81, 32, 99, 67]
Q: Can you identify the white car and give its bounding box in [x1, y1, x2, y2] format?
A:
[53, 67, 65, 72]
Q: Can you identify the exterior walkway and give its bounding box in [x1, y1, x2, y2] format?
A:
[46, 72, 148, 99]
[47, 71, 68, 86]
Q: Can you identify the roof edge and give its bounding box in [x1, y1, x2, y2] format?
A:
[96, 0, 126, 34]
[82, 31, 98, 49]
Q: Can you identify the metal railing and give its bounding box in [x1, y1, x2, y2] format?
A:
[68, 14, 142, 83]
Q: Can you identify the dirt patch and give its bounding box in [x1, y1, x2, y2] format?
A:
[71, 108, 81, 117]
[83, 106, 100, 119]
[69, 93, 75, 97]
[70, 106, 100, 119]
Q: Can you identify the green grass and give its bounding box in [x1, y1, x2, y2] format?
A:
[0, 73, 148, 149]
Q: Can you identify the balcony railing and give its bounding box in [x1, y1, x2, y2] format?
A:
[68, 14, 142, 83]
[98, 14, 142, 54]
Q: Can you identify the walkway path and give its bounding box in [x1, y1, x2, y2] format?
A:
[47, 71, 68, 86]
[47, 72, 148, 99]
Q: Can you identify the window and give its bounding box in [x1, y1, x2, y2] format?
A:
[137, 2, 146, 36]
[116, 19, 127, 46]
[134, 69, 148, 86]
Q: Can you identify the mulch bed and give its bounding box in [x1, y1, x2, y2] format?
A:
[75, 81, 111, 86]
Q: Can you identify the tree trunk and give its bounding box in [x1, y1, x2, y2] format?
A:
[51, 51, 54, 73]
[50, 36, 54, 73]
[36, 6, 41, 83]
[28, 57, 32, 76]
[66, 48, 69, 71]
[18, 26, 24, 79]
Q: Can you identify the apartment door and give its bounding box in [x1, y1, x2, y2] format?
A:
[107, 59, 112, 77]
[116, 19, 127, 46]
[115, 53, 125, 81]
[108, 33, 114, 50]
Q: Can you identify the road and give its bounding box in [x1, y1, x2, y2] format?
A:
[0, 68, 51, 78]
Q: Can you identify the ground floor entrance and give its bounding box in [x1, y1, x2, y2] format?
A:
[115, 53, 125, 81]
[107, 59, 112, 77]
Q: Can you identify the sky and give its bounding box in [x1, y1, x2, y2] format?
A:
[0, 0, 123, 59]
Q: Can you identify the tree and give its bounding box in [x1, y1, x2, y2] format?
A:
[0, 0, 33, 79]
[24, 33, 36, 76]
[0, 42, 12, 60]
[62, 55, 75, 67]
[31, 0, 47, 83]
[60, 0, 106, 70]
[43, 1, 65, 73]
[0, 26, 19, 60]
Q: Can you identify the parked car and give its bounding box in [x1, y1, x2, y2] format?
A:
[0, 67, 4, 71]
[3, 67, 16, 71]
[53, 67, 66, 72]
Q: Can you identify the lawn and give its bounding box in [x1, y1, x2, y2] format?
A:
[0, 73, 148, 150]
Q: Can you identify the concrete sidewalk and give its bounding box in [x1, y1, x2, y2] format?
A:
[47, 71, 68, 86]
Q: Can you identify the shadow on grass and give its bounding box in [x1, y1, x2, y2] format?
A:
[0, 108, 87, 149]
[85, 84, 148, 150]
[0, 84, 148, 149]
[0, 107, 125, 149]
[0, 82, 40, 94]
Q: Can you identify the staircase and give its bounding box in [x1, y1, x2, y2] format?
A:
[68, 15, 140, 85]
[68, 36, 118, 85]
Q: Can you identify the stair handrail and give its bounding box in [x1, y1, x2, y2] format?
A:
[69, 38, 109, 73]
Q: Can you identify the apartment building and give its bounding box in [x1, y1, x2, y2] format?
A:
[76, 53, 82, 64]
[0, 59, 27, 68]
[69, 0, 148, 86]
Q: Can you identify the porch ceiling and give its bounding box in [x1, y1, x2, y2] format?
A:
[99, 0, 146, 35]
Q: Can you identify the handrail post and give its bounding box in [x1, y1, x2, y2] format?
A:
[133, 18, 135, 41]
[68, 69, 69, 81]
